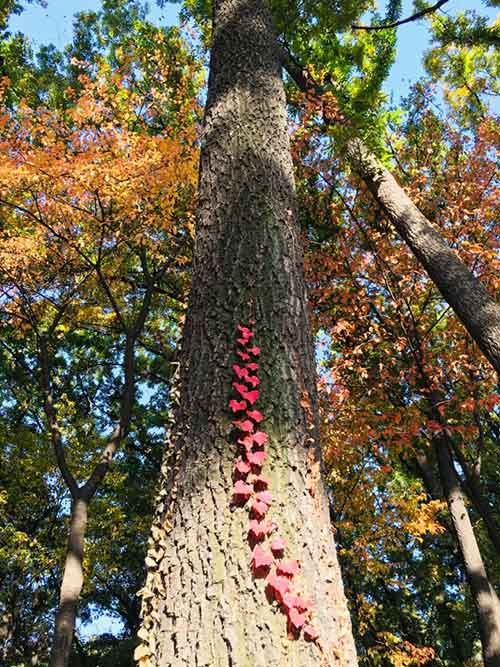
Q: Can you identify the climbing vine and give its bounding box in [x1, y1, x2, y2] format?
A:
[230, 324, 319, 642]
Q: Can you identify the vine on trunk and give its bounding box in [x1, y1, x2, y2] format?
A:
[230, 324, 319, 643]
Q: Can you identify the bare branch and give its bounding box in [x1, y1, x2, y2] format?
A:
[351, 0, 449, 31]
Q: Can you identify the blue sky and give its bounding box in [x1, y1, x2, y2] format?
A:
[9, 0, 180, 44]
[9, 0, 497, 105]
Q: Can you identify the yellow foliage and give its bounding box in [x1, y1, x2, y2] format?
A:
[404, 498, 446, 542]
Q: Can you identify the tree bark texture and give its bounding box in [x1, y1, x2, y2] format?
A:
[346, 138, 500, 375]
[434, 435, 500, 667]
[137, 1, 358, 665]
[49, 498, 88, 667]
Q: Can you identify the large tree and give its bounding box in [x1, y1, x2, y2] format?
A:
[136, 0, 358, 664]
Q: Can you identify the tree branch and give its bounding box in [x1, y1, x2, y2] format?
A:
[39, 337, 79, 499]
[95, 265, 127, 332]
[351, 0, 449, 31]
[81, 278, 155, 500]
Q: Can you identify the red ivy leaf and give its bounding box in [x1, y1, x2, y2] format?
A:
[251, 499, 270, 519]
[250, 545, 273, 576]
[248, 346, 261, 356]
[236, 350, 251, 361]
[233, 419, 254, 433]
[242, 389, 260, 405]
[237, 325, 253, 340]
[238, 435, 254, 450]
[232, 364, 249, 380]
[277, 560, 300, 577]
[256, 490, 272, 505]
[303, 624, 319, 642]
[233, 382, 248, 397]
[229, 399, 247, 413]
[270, 537, 287, 556]
[234, 459, 251, 477]
[287, 608, 306, 632]
[232, 480, 252, 504]
[246, 450, 267, 468]
[252, 475, 269, 490]
[252, 431, 268, 447]
[266, 574, 291, 604]
[247, 409, 264, 423]
[246, 375, 260, 388]
[248, 519, 271, 542]
[282, 593, 310, 613]
[237, 337, 250, 346]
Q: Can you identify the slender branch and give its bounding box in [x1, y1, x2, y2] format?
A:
[0, 196, 95, 267]
[422, 305, 452, 339]
[39, 337, 79, 499]
[47, 270, 95, 338]
[81, 279, 155, 500]
[94, 265, 127, 332]
[351, 0, 450, 31]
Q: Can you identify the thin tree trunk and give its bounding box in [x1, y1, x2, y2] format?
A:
[50, 497, 88, 667]
[278, 50, 500, 375]
[345, 138, 500, 375]
[47, 308, 149, 663]
[138, 0, 358, 664]
[411, 439, 500, 663]
[434, 433, 500, 666]
[451, 440, 500, 556]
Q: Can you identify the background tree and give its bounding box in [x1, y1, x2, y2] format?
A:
[295, 82, 499, 664]
[0, 11, 200, 663]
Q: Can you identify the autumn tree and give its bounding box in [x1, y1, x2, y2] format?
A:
[297, 81, 500, 664]
[0, 18, 199, 663]
[2, 0, 499, 665]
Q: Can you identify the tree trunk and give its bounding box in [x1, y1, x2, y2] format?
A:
[276, 51, 500, 375]
[434, 434, 500, 666]
[346, 138, 500, 375]
[50, 497, 88, 667]
[46, 318, 145, 662]
[450, 441, 500, 556]
[137, 1, 358, 665]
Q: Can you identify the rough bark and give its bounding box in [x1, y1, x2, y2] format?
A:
[345, 138, 500, 375]
[433, 434, 500, 667]
[49, 498, 88, 667]
[138, 1, 358, 665]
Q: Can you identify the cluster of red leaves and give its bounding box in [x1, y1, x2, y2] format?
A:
[230, 324, 319, 642]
